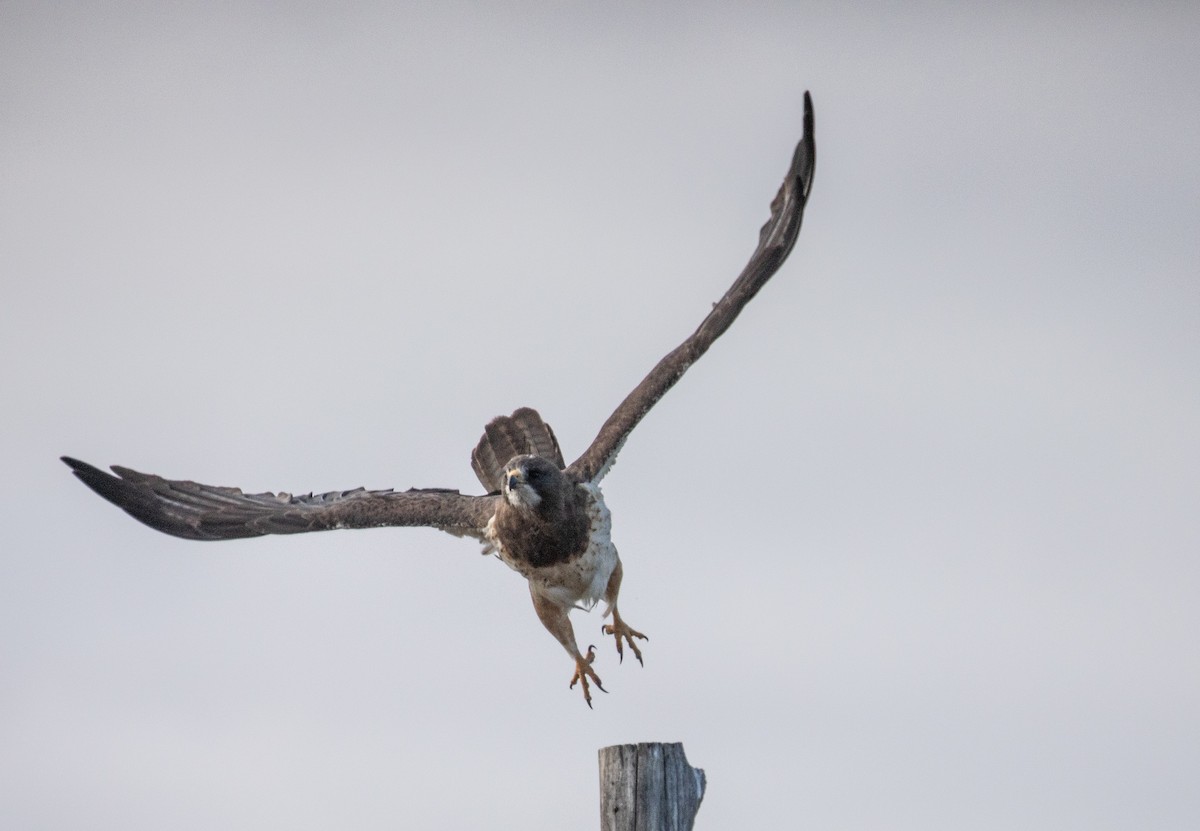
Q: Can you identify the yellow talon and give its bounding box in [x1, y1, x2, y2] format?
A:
[603, 613, 648, 666]
[569, 644, 606, 707]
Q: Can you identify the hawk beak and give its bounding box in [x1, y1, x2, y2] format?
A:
[505, 469, 523, 491]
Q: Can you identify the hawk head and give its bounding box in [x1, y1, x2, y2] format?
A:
[502, 455, 566, 512]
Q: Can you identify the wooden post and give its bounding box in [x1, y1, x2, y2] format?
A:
[598, 742, 706, 831]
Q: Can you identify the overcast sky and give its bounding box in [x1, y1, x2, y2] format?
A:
[2, 3, 1198, 829]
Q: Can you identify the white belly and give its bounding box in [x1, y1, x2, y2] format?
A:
[484, 483, 617, 612]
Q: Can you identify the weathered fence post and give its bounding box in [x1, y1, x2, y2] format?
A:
[598, 742, 706, 831]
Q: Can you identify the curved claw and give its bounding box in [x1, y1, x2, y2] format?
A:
[603, 618, 648, 667]
[569, 644, 606, 707]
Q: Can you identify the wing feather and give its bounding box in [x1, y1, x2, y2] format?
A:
[566, 91, 816, 483]
[63, 457, 498, 542]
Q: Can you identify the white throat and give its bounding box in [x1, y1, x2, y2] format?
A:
[504, 481, 542, 510]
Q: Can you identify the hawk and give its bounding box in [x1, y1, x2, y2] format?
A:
[63, 92, 815, 706]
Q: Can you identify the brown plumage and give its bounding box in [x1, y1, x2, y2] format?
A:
[61, 457, 497, 541]
[471, 407, 564, 494]
[62, 92, 816, 706]
[487, 455, 590, 568]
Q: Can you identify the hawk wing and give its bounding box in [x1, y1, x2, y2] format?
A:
[62, 457, 498, 542]
[566, 91, 816, 484]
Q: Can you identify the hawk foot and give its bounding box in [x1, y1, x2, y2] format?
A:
[569, 644, 606, 708]
[602, 612, 648, 666]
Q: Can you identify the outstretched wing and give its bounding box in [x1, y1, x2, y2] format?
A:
[62, 457, 499, 542]
[566, 91, 816, 484]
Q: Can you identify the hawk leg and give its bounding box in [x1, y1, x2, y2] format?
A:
[569, 644, 603, 708]
[601, 558, 649, 665]
[603, 608, 648, 666]
[531, 588, 606, 708]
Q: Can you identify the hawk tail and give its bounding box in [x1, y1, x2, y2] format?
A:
[470, 407, 565, 493]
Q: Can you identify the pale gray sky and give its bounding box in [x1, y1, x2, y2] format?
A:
[2, 3, 1198, 829]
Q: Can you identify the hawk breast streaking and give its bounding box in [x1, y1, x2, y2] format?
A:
[63, 92, 815, 707]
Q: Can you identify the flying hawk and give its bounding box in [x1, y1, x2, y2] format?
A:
[63, 92, 815, 707]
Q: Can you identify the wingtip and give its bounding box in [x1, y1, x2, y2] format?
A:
[796, 90, 815, 194]
[62, 455, 130, 508]
[61, 455, 99, 476]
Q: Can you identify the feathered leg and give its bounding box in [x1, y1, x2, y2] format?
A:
[530, 588, 605, 708]
[601, 558, 648, 665]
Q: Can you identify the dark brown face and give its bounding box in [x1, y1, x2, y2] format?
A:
[501, 455, 564, 511]
[492, 453, 590, 568]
